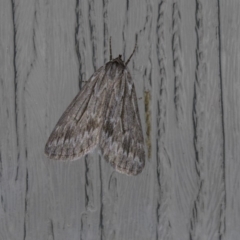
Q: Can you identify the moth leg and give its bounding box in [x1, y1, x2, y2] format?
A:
[109, 36, 112, 60]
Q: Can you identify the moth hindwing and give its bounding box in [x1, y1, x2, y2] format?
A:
[45, 41, 145, 176]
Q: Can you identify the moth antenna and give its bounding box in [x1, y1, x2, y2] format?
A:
[125, 42, 137, 66]
[109, 37, 112, 60]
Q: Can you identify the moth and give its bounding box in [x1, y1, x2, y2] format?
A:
[45, 39, 145, 176]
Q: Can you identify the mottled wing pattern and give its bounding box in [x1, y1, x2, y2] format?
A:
[99, 67, 145, 175]
[45, 66, 107, 160]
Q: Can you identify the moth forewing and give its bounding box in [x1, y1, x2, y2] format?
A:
[45, 43, 145, 176]
[44, 68, 106, 161]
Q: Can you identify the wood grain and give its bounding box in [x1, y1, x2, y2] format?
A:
[0, 0, 239, 239]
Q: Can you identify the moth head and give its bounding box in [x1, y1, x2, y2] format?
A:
[109, 39, 137, 66]
[111, 55, 125, 66]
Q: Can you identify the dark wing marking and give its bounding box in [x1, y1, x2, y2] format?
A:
[99, 69, 145, 175]
[45, 66, 108, 160]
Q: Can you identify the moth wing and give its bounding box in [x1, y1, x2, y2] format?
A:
[45, 66, 107, 160]
[99, 70, 145, 175]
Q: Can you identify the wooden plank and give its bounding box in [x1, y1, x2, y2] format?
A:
[0, 0, 238, 239]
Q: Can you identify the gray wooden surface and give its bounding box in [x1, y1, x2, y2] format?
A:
[0, 0, 239, 239]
